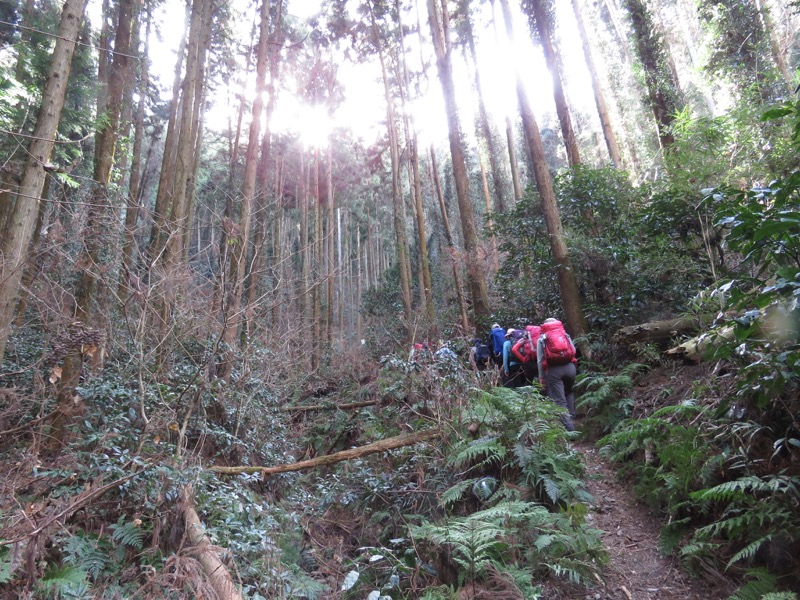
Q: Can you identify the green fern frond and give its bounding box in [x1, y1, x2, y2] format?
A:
[440, 479, 478, 507]
[691, 475, 798, 503]
[448, 437, 507, 471]
[60, 533, 109, 580]
[37, 564, 90, 598]
[650, 402, 703, 419]
[110, 517, 145, 550]
[727, 534, 773, 569]
[728, 568, 779, 600]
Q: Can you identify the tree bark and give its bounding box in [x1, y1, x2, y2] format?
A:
[427, 0, 490, 325]
[570, 0, 623, 167]
[498, 0, 589, 345]
[119, 5, 151, 304]
[430, 147, 470, 333]
[53, 0, 134, 446]
[527, 0, 581, 166]
[623, 0, 680, 149]
[0, 0, 89, 363]
[372, 7, 413, 339]
[184, 501, 245, 600]
[217, 0, 270, 381]
[462, 0, 507, 214]
[210, 429, 440, 475]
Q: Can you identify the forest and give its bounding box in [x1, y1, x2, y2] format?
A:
[0, 0, 798, 597]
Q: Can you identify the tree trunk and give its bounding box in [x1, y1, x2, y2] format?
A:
[571, 0, 623, 167]
[53, 0, 134, 446]
[183, 501, 245, 600]
[119, 5, 151, 303]
[14, 175, 50, 326]
[613, 314, 718, 347]
[527, 0, 581, 166]
[427, 0, 489, 325]
[430, 147, 470, 333]
[217, 0, 270, 381]
[462, 0, 507, 214]
[246, 0, 283, 336]
[371, 8, 413, 339]
[623, 0, 680, 149]
[498, 0, 589, 345]
[0, 0, 89, 363]
[147, 8, 189, 262]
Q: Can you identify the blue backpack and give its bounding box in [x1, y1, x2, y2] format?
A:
[490, 326, 506, 357]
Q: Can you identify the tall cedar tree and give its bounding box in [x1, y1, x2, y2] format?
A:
[498, 0, 589, 344]
[0, 0, 90, 363]
[427, 0, 490, 326]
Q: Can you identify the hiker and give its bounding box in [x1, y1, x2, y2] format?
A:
[537, 318, 578, 431]
[512, 324, 541, 385]
[469, 338, 492, 372]
[489, 323, 506, 367]
[502, 328, 525, 388]
[434, 342, 458, 362]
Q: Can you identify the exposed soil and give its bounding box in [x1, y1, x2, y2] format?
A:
[553, 440, 734, 600]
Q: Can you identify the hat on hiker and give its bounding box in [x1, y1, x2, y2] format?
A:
[491, 323, 501, 329]
[543, 318, 558, 324]
[505, 328, 517, 338]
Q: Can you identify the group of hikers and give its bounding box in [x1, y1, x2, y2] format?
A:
[406, 318, 579, 431]
[470, 319, 578, 431]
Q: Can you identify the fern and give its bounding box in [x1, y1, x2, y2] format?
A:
[727, 568, 779, 600]
[37, 564, 90, 599]
[59, 533, 110, 581]
[110, 517, 145, 550]
[440, 478, 479, 507]
[0, 546, 12, 584]
[448, 437, 507, 471]
[727, 534, 774, 568]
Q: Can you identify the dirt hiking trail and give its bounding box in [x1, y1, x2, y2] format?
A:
[545, 441, 733, 600]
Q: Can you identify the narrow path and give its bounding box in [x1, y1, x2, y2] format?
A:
[563, 441, 732, 600]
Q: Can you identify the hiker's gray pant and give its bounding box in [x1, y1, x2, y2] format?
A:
[544, 362, 577, 418]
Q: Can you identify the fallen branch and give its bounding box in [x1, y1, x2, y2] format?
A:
[282, 400, 379, 412]
[184, 502, 244, 600]
[210, 428, 440, 476]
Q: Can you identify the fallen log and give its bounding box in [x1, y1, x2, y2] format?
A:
[210, 428, 440, 476]
[184, 502, 244, 600]
[282, 400, 379, 412]
[665, 325, 736, 360]
[613, 314, 717, 347]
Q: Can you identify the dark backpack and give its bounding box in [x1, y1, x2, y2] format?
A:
[474, 340, 492, 363]
[540, 320, 576, 367]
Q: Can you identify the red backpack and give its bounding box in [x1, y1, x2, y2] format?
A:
[540, 320, 576, 367]
[525, 325, 541, 352]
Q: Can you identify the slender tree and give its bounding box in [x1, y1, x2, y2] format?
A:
[53, 0, 135, 445]
[522, 0, 581, 166]
[570, 0, 622, 167]
[498, 0, 588, 342]
[217, 0, 271, 381]
[0, 0, 89, 363]
[623, 0, 682, 149]
[371, 3, 413, 338]
[427, 0, 490, 324]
